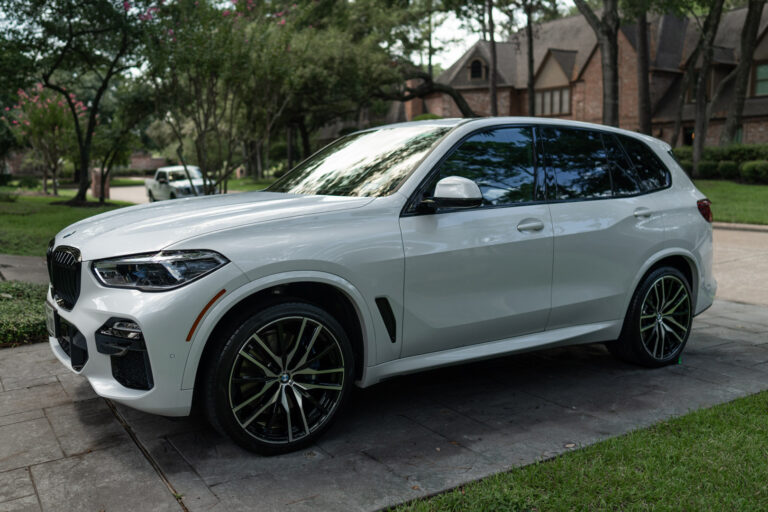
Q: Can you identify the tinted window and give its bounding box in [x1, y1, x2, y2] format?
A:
[540, 127, 612, 200]
[602, 134, 641, 196]
[435, 127, 536, 206]
[157, 172, 167, 180]
[618, 135, 671, 192]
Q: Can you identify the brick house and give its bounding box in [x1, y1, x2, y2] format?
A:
[411, 7, 768, 145]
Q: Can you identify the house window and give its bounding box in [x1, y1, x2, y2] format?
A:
[470, 60, 485, 80]
[755, 63, 768, 96]
[534, 87, 571, 116]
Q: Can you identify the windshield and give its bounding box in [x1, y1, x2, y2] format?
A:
[169, 168, 202, 181]
[267, 124, 450, 197]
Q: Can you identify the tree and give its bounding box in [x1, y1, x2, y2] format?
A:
[573, 0, 621, 126]
[1, 84, 78, 195]
[0, 0, 151, 203]
[720, 0, 766, 143]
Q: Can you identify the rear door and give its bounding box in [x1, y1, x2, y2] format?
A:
[539, 126, 667, 330]
[399, 126, 554, 357]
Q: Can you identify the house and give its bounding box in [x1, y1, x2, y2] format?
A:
[411, 7, 768, 146]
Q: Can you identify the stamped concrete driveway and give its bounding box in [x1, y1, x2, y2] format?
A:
[1, 229, 768, 512]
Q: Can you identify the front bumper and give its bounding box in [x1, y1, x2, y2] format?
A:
[48, 260, 247, 416]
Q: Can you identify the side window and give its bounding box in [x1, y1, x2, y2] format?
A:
[618, 135, 671, 192]
[157, 171, 167, 181]
[434, 127, 537, 206]
[540, 127, 612, 200]
[602, 134, 641, 196]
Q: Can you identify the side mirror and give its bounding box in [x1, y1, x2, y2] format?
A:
[422, 176, 483, 210]
[158, 177, 168, 184]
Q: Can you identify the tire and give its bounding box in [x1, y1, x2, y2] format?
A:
[607, 266, 693, 368]
[203, 301, 355, 455]
[148, 191, 155, 202]
[169, 192, 176, 200]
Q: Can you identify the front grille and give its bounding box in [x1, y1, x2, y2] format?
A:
[47, 245, 81, 310]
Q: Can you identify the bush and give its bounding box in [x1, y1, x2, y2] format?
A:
[672, 146, 693, 162]
[697, 160, 719, 178]
[0, 174, 11, 186]
[412, 113, 443, 121]
[717, 160, 739, 180]
[0, 192, 18, 202]
[17, 175, 40, 188]
[740, 161, 768, 183]
[0, 281, 48, 347]
[679, 159, 694, 176]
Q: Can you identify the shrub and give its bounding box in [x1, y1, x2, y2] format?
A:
[678, 159, 694, 176]
[17, 175, 40, 188]
[0, 174, 11, 186]
[412, 113, 443, 121]
[717, 160, 739, 180]
[673, 146, 693, 162]
[0, 192, 18, 202]
[696, 160, 718, 178]
[0, 281, 48, 347]
[740, 161, 768, 183]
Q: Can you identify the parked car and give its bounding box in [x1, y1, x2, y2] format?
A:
[145, 165, 205, 201]
[45, 118, 715, 454]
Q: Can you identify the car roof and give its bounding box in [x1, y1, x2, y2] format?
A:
[157, 165, 201, 172]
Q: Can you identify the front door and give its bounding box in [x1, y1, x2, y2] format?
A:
[399, 126, 554, 357]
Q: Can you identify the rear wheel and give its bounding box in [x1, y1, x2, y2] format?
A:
[608, 266, 693, 367]
[148, 191, 155, 202]
[203, 302, 354, 455]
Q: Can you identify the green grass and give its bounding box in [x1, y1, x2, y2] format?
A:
[227, 177, 275, 192]
[110, 178, 146, 187]
[0, 194, 128, 257]
[694, 179, 768, 225]
[396, 391, 768, 511]
[0, 281, 48, 347]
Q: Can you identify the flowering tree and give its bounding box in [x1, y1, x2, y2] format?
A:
[1, 84, 79, 195]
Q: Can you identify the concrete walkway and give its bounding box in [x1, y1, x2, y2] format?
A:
[0, 225, 767, 511]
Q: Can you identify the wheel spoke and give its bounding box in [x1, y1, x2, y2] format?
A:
[297, 344, 336, 371]
[284, 318, 307, 370]
[652, 283, 661, 310]
[663, 322, 685, 344]
[295, 382, 343, 391]
[662, 283, 684, 312]
[640, 322, 656, 332]
[232, 380, 278, 413]
[280, 386, 293, 443]
[238, 349, 277, 378]
[663, 294, 688, 315]
[651, 324, 660, 357]
[241, 387, 280, 428]
[293, 367, 345, 376]
[290, 386, 311, 436]
[664, 315, 688, 333]
[250, 333, 283, 370]
[290, 324, 322, 372]
[296, 386, 329, 416]
[658, 321, 666, 357]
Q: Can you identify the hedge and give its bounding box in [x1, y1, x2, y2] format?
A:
[0, 281, 48, 347]
[671, 144, 768, 183]
[717, 160, 739, 180]
[741, 161, 768, 183]
[697, 160, 718, 179]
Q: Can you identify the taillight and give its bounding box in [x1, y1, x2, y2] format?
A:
[697, 199, 713, 223]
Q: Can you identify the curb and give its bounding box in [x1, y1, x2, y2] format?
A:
[713, 222, 768, 233]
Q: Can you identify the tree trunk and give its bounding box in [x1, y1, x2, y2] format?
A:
[636, 12, 652, 134]
[692, 0, 726, 176]
[721, 0, 766, 144]
[526, 2, 535, 116]
[256, 141, 263, 180]
[286, 124, 294, 170]
[298, 117, 311, 159]
[487, 0, 498, 116]
[52, 161, 58, 196]
[43, 165, 49, 195]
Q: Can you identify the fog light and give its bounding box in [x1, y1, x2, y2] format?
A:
[95, 318, 145, 356]
[100, 320, 142, 340]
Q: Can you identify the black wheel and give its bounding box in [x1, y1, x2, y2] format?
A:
[203, 301, 354, 455]
[169, 192, 176, 200]
[148, 191, 155, 202]
[608, 266, 693, 367]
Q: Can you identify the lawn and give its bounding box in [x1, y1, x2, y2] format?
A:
[694, 179, 768, 225]
[396, 390, 768, 511]
[227, 177, 275, 192]
[110, 177, 146, 187]
[0, 194, 129, 257]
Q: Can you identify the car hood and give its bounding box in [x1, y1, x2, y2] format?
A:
[54, 191, 374, 261]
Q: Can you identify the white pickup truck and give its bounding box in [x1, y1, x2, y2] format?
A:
[145, 165, 205, 201]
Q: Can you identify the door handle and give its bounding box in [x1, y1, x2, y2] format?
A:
[517, 218, 545, 232]
[633, 207, 653, 218]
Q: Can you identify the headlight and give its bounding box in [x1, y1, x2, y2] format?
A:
[91, 250, 228, 291]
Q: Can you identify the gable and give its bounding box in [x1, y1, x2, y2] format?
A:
[535, 52, 570, 89]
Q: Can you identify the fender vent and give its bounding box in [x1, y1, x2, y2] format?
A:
[375, 297, 397, 343]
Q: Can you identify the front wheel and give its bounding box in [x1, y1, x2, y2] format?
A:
[608, 266, 693, 367]
[203, 302, 355, 455]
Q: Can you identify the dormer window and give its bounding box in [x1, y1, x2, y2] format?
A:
[469, 59, 485, 80]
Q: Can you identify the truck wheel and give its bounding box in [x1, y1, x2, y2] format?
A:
[148, 191, 155, 202]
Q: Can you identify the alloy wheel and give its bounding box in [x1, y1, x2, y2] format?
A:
[227, 316, 346, 445]
[639, 275, 691, 361]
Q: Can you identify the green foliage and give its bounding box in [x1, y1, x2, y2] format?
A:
[678, 159, 693, 175]
[717, 160, 739, 180]
[0, 281, 48, 347]
[696, 160, 718, 178]
[740, 160, 768, 183]
[412, 113, 443, 121]
[673, 143, 768, 176]
[17, 176, 40, 188]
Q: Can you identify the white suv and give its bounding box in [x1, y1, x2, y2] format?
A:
[45, 118, 716, 454]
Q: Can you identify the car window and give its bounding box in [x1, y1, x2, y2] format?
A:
[540, 127, 612, 200]
[431, 127, 537, 206]
[169, 169, 202, 181]
[157, 171, 167, 181]
[602, 133, 641, 196]
[617, 135, 671, 192]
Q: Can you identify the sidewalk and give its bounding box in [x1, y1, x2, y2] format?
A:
[0, 254, 48, 285]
